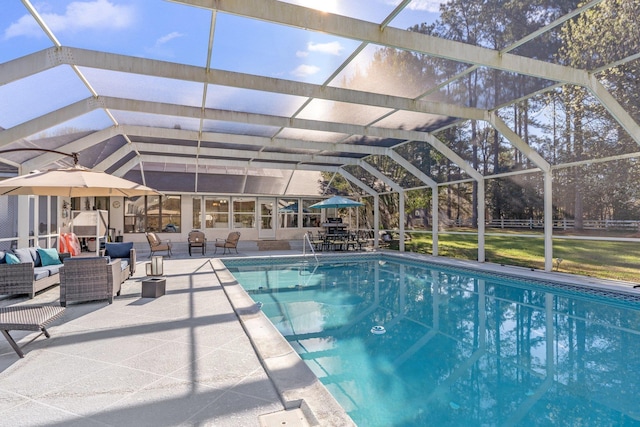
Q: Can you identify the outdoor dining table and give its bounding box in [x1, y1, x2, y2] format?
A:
[322, 231, 357, 251]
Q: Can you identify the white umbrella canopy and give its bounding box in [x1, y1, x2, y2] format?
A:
[309, 195, 364, 209]
[0, 165, 162, 197]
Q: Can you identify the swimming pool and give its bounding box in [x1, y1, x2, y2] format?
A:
[223, 254, 640, 426]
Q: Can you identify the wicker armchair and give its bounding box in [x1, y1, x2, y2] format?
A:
[59, 257, 120, 307]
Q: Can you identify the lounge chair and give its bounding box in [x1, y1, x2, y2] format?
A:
[145, 232, 172, 257]
[214, 232, 241, 255]
[0, 305, 66, 358]
[188, 230, 206, 256]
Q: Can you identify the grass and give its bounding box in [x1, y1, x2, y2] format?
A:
[399, 231, 640, 284]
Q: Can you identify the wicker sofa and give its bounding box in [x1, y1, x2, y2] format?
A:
[0, 243, 136, 300]
[0, 247, 66, 299]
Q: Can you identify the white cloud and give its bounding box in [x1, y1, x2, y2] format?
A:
[307, 41, 344, 56]
[296, 50, 309, 58]
[408, 0, 445, 12]
[291, 64, 320, 78]
[4, 0, 135, 39]
[146, 31, 185, 59]
[4, 14, 39, 39]
[156, 31, 184, 46]
[386, 0, 444, 13]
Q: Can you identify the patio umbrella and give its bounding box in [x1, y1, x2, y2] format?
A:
[0, 165, 162, 197]
[309, 195, 364, 209]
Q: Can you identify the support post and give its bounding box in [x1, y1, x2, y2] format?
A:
[477, 179, 485, 262]
[432, 187, 438, 256]
[544, 171, 554, 271]
[399, 190, 405, 252]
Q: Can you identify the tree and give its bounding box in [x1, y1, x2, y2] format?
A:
[558, 0, 640, 225]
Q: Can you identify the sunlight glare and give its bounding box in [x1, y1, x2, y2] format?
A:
[296, 0, 340, 14]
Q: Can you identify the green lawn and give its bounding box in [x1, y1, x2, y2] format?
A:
[399, 232, 640, 283]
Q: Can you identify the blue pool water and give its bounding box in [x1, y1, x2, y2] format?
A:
[225, 255, 640, 426]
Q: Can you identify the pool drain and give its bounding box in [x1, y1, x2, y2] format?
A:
[371, 325, 386, 335]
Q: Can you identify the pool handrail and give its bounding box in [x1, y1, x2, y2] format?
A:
[303, 233, 319, 263]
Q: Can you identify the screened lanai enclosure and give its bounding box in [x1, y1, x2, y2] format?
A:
[1, 0, 640, 275]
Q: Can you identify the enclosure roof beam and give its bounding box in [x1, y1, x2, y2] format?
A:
[94, 144, 135, 173]
[112, 155, 140, 178]
[387, 150, 438, 188]
[338, 168, 377, 196]
[358, 160, 404, 193]
[180, 0, 592, 86]
[425, 134, 483, 182]
[0, 48, 486, 123]
[0, 97, 104, 149]
[585, 77, 640, 145]
[1, 93, 473, 166]
[22, 126, 120, 171]
[121, 124, 388, 156]
[137, 142, 361, 166]
[489, 113, 551, 172]
[139, 154, 337, 173]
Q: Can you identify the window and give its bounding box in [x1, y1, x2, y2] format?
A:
[193, 197, 201, 229]
[124, 196, 146, 233]
[146, 196, 162, 232]
[160, 196, 181, 232]
[94, 197, 109, 211]
[205, 197, 229, 228]
[124, 195, 181, 233]
[37, 196, 47, 234]
[302, 199, 322, 227]
[233, 197, 255, 229]
[278, 198, 299, 228]
[49, 197, 57, 233]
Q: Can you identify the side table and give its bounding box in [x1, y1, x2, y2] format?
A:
[141, 277, 166, 298]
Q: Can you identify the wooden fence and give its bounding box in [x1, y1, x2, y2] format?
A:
[485, 218, 640, 231]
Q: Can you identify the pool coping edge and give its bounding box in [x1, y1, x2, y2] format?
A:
[211, 258, 357, 427]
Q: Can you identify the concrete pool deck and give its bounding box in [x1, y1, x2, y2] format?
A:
[0, 247, 348, 427]
[1, 245, 639, 426]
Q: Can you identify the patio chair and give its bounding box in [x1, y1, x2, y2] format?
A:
[214, 232, 241, 255]
[145, 232, 172, 258]
[306, 231, 325, 251]
[355, 230, 372, 250]
[59, 257, 120, 307]
[188, 230, 206, 256]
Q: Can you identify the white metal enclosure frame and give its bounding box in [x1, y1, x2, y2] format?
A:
[1, 0, 639, 271]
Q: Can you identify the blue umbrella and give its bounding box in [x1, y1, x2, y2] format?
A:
[309, 196, 364, 209]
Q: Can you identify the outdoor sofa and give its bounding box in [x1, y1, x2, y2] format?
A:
[103, 242, 136, 284]
[0, 242, 136, 300]
[0, 247, 66, 299]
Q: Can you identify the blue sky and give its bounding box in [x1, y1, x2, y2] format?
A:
[0, 0, 443, 132]
[2, 0, 443, 73]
